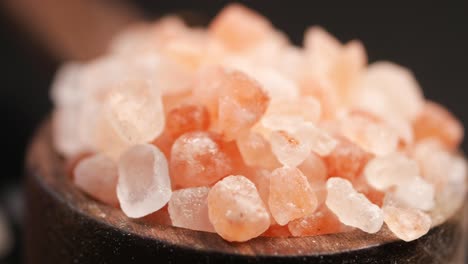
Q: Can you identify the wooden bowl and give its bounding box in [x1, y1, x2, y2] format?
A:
[24, 121, 466, 263]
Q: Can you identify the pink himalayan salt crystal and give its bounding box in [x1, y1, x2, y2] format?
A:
[325, 136, 373, 181]
[326, 177, 383, 233]
[104, 78, 165, 144]
[165, 104, 210, 140]
[191, 66, 226, 121]
[160, 28, 224, 70]
[304, 27, 367, 105]
[393, 176, 435, 211]
[298, 152, 328, 205]
[52, 107, 89, 157]
[269, 130, 313, 167]
[247, 67, 300, 101]
[353, 61, 424, 122]
[117, 144, 172, 218]
[110, 16, 186, 55]
[131, 52, 194, 96]
[73, 154, 119, 206]
[245, 169, 279, 225]
[411, 139, 465, 190]
[50, 63, 83, 107]
[364, 153, 420, 191]
[262, 224, 292, 237]
[236, 132, 280, 170]
[413, 101, 463, 151]
[383, 205, 431, 242]
[269, 166, 318, 226]
[262, 116, 337, 166]
[94, 115, 133, 160]
[207, 175, 270, 242]
[246, 169, 271, 206]
[168, 187, 214, 232]
[339, 110, 399, 155]
[266, 96, 321, 123]
[209, 3, 272, 51]
[170, 132, 233, 188]
[430, 155, 467, 225]
[288, 205, 345, 237]
[191, 66, 270, 141]
[217, 69, 270, 141]
[363, 152, 435, 211]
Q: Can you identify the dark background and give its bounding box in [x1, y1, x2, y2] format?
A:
[0, 1, 467, 262]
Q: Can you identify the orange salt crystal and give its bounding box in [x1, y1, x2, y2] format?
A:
[207, 175, 270, 242]
[217, 69, 270, 141]
[262, 224, 292, 237]
[269, 166, 318, 225]
[166, 104, 210, 140]
[170, 132, 233, 188]
[413, 101, 463, 150]
[288, 206, 344, 236]
[324, 136, 373, 181]
[209, 4, 272, 51]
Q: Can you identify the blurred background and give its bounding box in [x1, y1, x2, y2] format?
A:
[0, 0, 467, 262]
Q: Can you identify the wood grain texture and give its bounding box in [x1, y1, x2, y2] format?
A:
[24, 121, 466, 263]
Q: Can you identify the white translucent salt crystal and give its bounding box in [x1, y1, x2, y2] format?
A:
[74, 154, 119, 206]
[383, 205, 431, 242]
[168, 187, 214, 232]
[117, 144, 172, 218]
[393, 176, 435, 211]
[50, 63, 83, 107]
[354, 61, 424, 121]
[105, 78, 165, 144]
[364, 153, 419, 191]
[326, 177, 383, 233]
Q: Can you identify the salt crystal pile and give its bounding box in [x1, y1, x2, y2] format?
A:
[51, 3, 466, 242]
